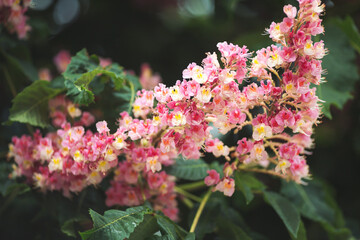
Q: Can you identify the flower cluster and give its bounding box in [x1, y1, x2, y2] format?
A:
[107, 0, 326, 200]
[0, 0, 31, 39]
[7, 0, 326, 222]
[106, 161, 178, 220]
[8, 98, 103, 197]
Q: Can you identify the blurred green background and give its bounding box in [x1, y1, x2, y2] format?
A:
[0, 0, 359, 239]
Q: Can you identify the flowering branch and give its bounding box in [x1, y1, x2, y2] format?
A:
[7, 0, 327, 222]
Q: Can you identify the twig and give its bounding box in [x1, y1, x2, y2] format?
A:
[174, 186, 202, 203]
[189, 188, 212, 233]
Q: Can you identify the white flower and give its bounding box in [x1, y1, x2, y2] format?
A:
[253, 124, 272, 141]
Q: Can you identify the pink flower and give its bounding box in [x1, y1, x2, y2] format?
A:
[139, 63, 162, 90]
[99, 57, 112, 68]
[280, 47, 297, 63]
[38, 68, 52, 81]
[280, 17, 294, 33]
[80, 112, 95, 126]
[275, 109, 295, 128]
[279, 143, 302, 160]
[215, 178, 235, 197]
[204, 170, 220, 186]
[96, 121, 110, 134]
[54, 50, 71, 73]
[228, 108, 246, 124]
[236, 138, 254, 155]
[283, 4, 297, 19]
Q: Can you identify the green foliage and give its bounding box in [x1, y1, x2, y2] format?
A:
[185, 233, 196, 240]
[188, 192, 261, 240]
[0, 162, 14, 196]
[263, 191, 300, 237]
[319, 21, 360, 119]
[61, 217, 88, 238]
[113, 74, 141, 113]
[0, 37, 38, 82]
[290, 221, 307, 240]
[168, 158, 210, 181]
[217, 219, 252, 240]
[281, 180, 354, 240]
[62, 49, 142, 120]
[6, 49, 141, 129]
[63, 49, 138, 106]
[8, 80, 64, 128]
[128, 214, 159, 240]
[155, 214, 189, 239]
[1, 50, 38, 82]
[235, 171, 266, 204]
[80, 206, 152, 240]
[335, 16, 360, 54]
[80, 206, 190, 240]
[4, 183, 30, 197]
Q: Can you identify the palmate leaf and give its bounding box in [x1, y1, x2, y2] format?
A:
[63, 49, 127, 105]
[187, 192, 260, 240]
[155, 214, 188, 240]
[0, 37, 38, 82]
[81, 207, 190, 240]
[235, 171, 266, 204]
[8, 80, 64, 128]
[281, 180, 354, 240]
[61, 216, 89, 238]
[290, 221, 307, 240]
[79, 206, 152, 240]
[263, 191, 300, 237]
[216, 219, 252, 240]
[128, 214, 159, 240]
[168, 158, 209, 181]
[318, 20, 360, 119]
[1, 51, 38, 82]
[113, 74, 140, 113]
[335, 16, 360, 54]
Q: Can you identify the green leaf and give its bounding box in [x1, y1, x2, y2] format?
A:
[79, 206, 151, 240]
[63, 49, 98, 83]
[2, 52, 38, 81]
[263, 191, 300, 237]
[281, 180, 354, 240]
[149, 235, 173, 240]
[235, 171, 266, 204]
[318, 21, 360, 119]
[155, 214, 188, 240]
[63, 49, 128, 105]
[290, 221, 307, 240]
[61, 216, 88, 238]
[0, 162, 14, 196]
[188, 196, 221, 239]
[217, 219, 253, 240]
[113, 75, 138, 114]
[8, 80, 64, 128]
[50, 75, 66, 89]
[168, 158, 209, 181]
[184, 233, 196, 240]
[5, 183, 30, 197]
[335, 16, 360, 54]
[0, 43, 38, 82]
[128, 215, 159, 240]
